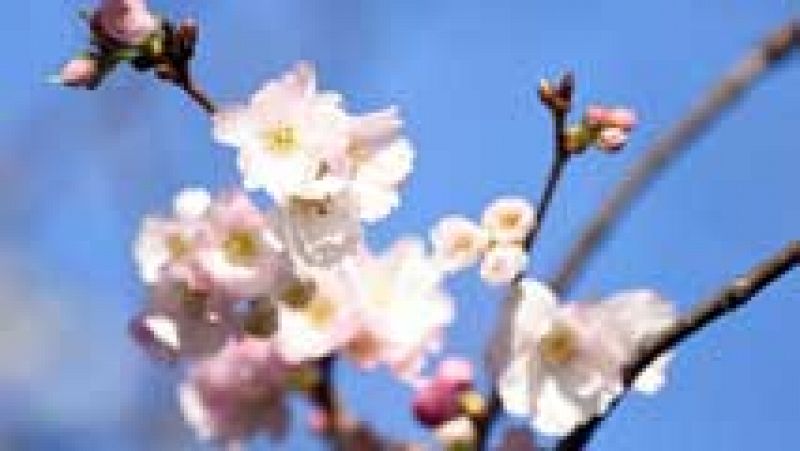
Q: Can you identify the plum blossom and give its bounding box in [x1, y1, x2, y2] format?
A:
[96, 0, 160, 46]
[178, 338, 293, 445]
[430, 216, 489, 273]
[344, 239, 454, 381]
[497, 279, 675, 436]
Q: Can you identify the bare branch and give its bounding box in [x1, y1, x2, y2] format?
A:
[550, 19, 800, 295]
[556, 241, 800, 451]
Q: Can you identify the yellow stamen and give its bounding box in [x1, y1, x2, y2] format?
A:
[264, 125, 299, 155]
[539, 324, 578, 365]
[223, 230, 260, 265]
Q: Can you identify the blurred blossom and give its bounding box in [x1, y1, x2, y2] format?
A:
[431, 216, 489, 273]
[178, 338, 293, 445]
[480, 244, 528, 285]
[481, 197, 536, 245]
[54, 57, 99, 88]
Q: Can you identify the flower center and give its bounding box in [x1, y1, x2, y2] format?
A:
[166, 233, 191, 259]
[306, 296, 336, 328]
[280, 279, 317, 309]
[264, 125, 299, 155]
[499, 211, 521, 230]
[452, 234, 475, 254]
[223, 230, 260, 265]
[539, 324, 578, 365]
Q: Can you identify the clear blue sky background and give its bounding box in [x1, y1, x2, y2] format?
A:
[2, 1, 800, 450]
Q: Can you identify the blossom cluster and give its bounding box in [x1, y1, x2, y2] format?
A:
[129, 62, 459, 445]
[76, 2, 679, 446]
[431, 197, 536, 285]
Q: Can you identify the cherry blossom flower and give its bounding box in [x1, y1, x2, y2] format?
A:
[178, 338, 292, 445]
[213, 63, 415, 224]
[133, 188, 213, 290]
[96, 0, 160, 46]
[197, 191, 294, 298]
[481, 197, 536, 245]
[430, 216, 489, 273]
[271, 266, 360, 363]
[480, 244, 528, 285]
[344, 239, 454, 381]
[496, 279, 675, 436]
[212, 62, 351, 202]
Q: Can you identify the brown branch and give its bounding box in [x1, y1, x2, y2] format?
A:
[556, 240, 800, 451]
[549, 19, 800, 295]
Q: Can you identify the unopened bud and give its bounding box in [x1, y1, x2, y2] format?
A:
[53, 57, 99, 88]
[597, 127, 629, 152]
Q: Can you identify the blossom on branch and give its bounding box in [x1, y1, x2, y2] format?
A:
[496, 279, 675, 436]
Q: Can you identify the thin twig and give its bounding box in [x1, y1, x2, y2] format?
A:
[556, 240, 800, 451]
[550, 19, 800, 295]
[476, 74, 575, 450]
[173, 71, 218, 115]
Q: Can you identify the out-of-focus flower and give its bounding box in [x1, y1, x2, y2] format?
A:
[133, 187, 213, 290]
[497, 280, 675, 436]
[430, 216, 489, 273]
[482, 197, 536, 245]
[480, 244, 528, 285]
[130, 280, 235, 360]
[54, 57, 99, 88]
[178, 338, 292, 445]
[344, 239, 454, 381]
[412, 358, 474, 427]
[96, 0, 160, 46]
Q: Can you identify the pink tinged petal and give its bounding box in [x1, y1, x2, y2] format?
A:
[178, 382, 216, 441]
[350, 106, 403, 149]
[583, 105, 610, 127]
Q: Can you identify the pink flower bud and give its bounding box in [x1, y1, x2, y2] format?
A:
[412, 359, 474, 427]
[97, 0, 160, 45]
[584, 105, 610, 127]
[437, 358, 473, 389]
[57, 57, 98, 87]
[597, 127, 629, 152]
[606, 107, 637, 131]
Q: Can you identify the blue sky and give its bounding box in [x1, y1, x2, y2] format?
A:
[2, 1, 800, 450]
